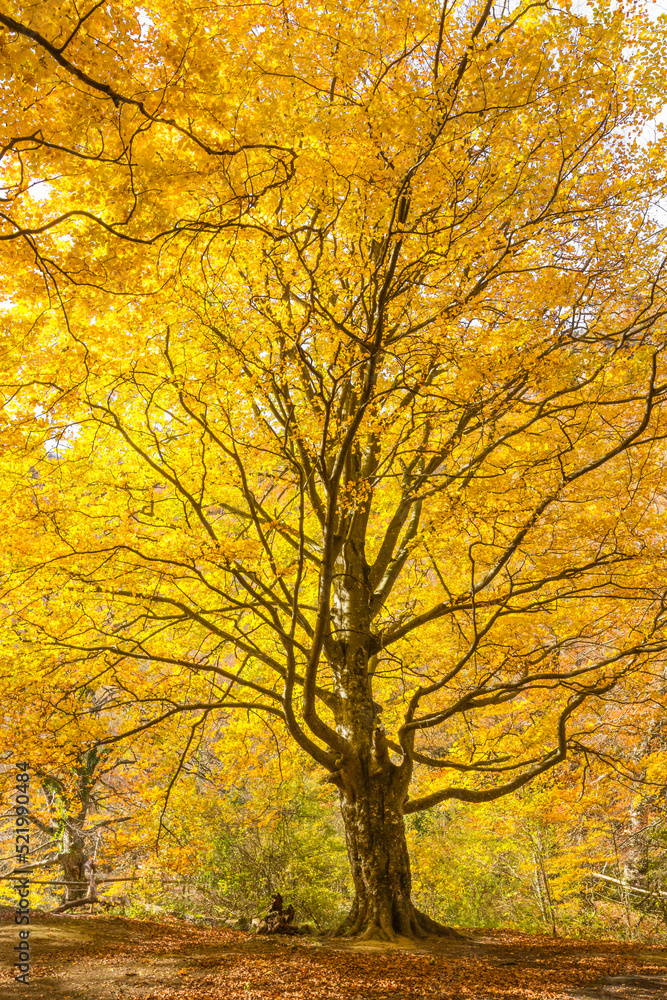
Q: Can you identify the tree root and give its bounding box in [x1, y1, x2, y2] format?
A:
[334, 898, 464, 941]
[412, 905, 465, 939]
[360, 922, 396, 941]
[334, 898, 359, 936]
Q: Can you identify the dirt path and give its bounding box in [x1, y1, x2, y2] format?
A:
[1, 912, 666, 999]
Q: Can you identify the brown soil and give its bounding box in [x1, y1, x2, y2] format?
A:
[1, 911, 666, 999]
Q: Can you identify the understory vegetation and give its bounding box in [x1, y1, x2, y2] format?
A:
[3, 745, 664, 940]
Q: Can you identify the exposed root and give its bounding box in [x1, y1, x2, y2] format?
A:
[360, 921, 396, 942]
[412, 906, 465, 939]
[334, 897, 363, 937]
[408, 907, 429, 939]
[335, 898, 464, 941]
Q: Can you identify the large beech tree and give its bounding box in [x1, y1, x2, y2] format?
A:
[2, 0, 667, 938]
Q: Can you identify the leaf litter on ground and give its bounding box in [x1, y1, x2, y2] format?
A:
[0, 913, 666, 1000]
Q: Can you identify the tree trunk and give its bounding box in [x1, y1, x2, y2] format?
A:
[338, 772, 414, 939]
[326, 530, 460, 940]
[57, 825, 88, 903]
[331, 732, 459, 940]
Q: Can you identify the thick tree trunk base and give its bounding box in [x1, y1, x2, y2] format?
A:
[335, 897, 464, 941]
[334, 761, 466, 943]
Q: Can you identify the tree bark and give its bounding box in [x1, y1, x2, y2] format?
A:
[57, 825, 89, 904]
[325, 525, 460, 939]
[331, 731, 460, 940]
[51, 861, 101, 915]
[338, 772, 412, 938]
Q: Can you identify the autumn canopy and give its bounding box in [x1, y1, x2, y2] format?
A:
[1, 0, 667, 939]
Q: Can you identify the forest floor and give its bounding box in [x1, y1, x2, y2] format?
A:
[1, 911, 666, 1000]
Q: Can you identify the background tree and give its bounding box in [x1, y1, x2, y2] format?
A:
[0, 663, 155, 910]
[2, 0, 667, 939]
